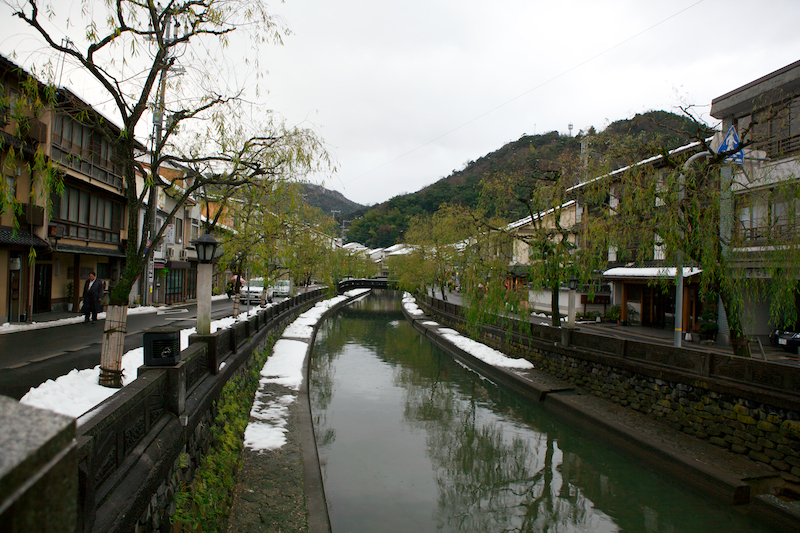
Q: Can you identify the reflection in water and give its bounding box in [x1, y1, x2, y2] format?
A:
[310, 293, 771, 533]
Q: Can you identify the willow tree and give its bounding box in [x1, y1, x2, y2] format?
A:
[282, 201, 340, 289]
[402, 205, 460, 300]
[473, 155, 599, 328]
[9, 0, 330, 385]
[586, 105, 800, 357]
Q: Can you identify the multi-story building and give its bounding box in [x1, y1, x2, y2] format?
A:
[710, 59, 800, 338]
[0, 55, 50, 322]
[509, 59, 800, 345]
[47, 87, 134, 312]
[1, 53, 144, 321]
[131, 160, 199, 306]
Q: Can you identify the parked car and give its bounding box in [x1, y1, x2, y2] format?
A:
[272, 279, 291, 298]
[240, 278, 273, 304]
[769, 328, 800, 350]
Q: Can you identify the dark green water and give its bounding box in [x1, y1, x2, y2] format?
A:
[310, 293, 772, 533]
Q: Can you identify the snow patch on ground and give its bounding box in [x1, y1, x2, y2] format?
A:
[259, 339, 308, 390]
[402, 292, 424, 316]
[243, 394, 296, 452]
[403, 294, 533, 370]
[441, 332, 534, 369]
[244, 290, 368, 453]
[19, 304, 269, 418]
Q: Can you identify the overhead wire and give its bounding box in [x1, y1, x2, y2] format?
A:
[341, 0, 706, 187]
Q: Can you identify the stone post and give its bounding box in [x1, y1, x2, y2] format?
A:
[0, 396, 77, 533]
[197, 262, 213, 335]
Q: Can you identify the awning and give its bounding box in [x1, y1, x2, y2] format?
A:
[0, 226, 50, 248]
[166, 261, 190, 270]
[603, 267, 703, 280]
[52, 243, 127, 258]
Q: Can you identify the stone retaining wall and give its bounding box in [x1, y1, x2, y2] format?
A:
[74, 289, 327, 533]
[417, 295, 800, 492]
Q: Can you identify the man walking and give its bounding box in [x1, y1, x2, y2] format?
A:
[82, 271, 104, 323]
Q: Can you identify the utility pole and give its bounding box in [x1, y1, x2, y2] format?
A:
[148, 11, 182, 306]
[331, 210, 341, 239]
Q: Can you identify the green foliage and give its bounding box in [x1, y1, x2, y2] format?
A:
[576, 310, 600, 322]
[171, 337, 277, 533]
[603, 304, 638, 322]
[344, 111, 699, 248]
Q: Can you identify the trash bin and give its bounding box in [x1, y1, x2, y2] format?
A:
[143, 327, 182, 366]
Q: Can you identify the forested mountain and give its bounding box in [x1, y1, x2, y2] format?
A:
[345, 110, 710, 248]
[300, 182, 365, 217]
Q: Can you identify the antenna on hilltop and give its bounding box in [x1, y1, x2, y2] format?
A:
[568, 123, 573, 137]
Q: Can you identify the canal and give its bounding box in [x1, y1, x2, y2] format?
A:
[309, 292, 771, 533]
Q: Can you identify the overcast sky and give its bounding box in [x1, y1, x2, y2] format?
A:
[4, 0, 800, 206]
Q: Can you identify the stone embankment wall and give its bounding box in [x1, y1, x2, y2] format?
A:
[76, 290, 327, 533]
[417, 295, 800, 490]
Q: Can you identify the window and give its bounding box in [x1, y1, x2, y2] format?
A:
[743, 96, 800, 158]
[174, 217, 183, 244]
[51, 185, 125, 243]
[735, 187, 799, 244]
[190, 218, 200, 242]
[4, 175, 16, 203]
[52, 113, 123, 188]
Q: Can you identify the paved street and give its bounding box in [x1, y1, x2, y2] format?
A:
[0, 298, 246, 400]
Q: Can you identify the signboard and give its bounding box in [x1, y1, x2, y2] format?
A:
[719, 125, 744, 165]
[163, 224, 175, 244]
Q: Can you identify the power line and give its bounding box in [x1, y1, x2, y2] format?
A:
[342, 0, 705, 187]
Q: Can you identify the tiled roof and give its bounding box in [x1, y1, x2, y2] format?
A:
[0, 226, 49, 248]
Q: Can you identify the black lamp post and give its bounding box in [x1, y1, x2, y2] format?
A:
[192, 233, 219, 263]
[191, 233, 219, 334]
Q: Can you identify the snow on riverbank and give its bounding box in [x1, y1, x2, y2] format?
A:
[243, 289, 369, 452]
[19, 302, 264, 418]
[402, 294, 534, 370]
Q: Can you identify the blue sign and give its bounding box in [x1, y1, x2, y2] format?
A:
[719, 125, 743, 165]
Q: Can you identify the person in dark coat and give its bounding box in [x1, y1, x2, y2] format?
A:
[82, 271, 104, 323]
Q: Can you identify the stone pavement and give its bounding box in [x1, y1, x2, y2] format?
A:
[227, 394, 309, 533]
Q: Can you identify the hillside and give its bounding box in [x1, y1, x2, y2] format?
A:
[300, 182, 365, 217]
[345, 110, 711, 248]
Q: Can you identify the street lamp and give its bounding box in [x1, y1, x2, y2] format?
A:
[192, 233, 219, 335]
[567, 276, 578, 330]
[193, 233, 219, 263]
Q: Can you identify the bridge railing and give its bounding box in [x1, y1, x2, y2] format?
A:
[336, 278, 398, 293]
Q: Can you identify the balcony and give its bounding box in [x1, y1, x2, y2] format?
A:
[753, 131, 800, 159]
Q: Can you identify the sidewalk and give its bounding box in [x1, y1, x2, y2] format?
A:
[1, 295, 231, 335]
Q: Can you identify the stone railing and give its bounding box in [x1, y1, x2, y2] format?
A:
[1, 288, 328, 533]
[417, 293, 800, 486]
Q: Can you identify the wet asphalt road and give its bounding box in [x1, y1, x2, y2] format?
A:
[0, 299, 239, 400]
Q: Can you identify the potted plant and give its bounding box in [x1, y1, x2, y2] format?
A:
[66, 281, 74, 312]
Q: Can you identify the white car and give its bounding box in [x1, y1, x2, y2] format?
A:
[272, 279, 291, 298]
[240, 278, 273, 303]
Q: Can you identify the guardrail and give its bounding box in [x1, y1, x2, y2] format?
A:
[417, 293, 800, 409]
